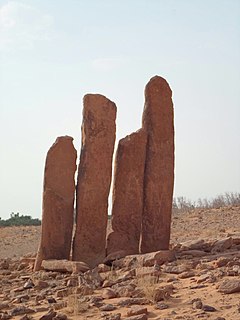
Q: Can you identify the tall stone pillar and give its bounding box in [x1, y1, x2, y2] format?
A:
[34, 136, 77, 271]
[140, 76, 174, 253]
[72, 94, 116, 268]
[107, 129, 146, 255]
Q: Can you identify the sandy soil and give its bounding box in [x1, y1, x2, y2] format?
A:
[0, 205, 239, 320]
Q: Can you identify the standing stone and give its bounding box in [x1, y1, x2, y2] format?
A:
[72, 94, 116, 268]
[140, 76, 174, 253]
[34, 136, 77, 271]
[107, 129, 147, 255]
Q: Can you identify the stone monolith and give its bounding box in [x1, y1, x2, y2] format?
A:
[140, 76, 174, 253]
[34, 136, 77, 271]
[107, 129, 146, 255]
[72, 94, 116, 268]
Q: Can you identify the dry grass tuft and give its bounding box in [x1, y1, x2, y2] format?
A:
[66, 290, 89, 315]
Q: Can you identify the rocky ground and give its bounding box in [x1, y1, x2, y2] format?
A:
[0, 206, 240, 320]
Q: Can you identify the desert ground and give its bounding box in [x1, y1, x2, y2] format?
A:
[0, 205, 240, 320]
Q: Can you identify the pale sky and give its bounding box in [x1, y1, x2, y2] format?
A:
[0, 0, 239, 220]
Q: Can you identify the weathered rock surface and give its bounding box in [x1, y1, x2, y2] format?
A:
[140, 76, 174, 253]
[41, 259, 90, 273]
[34, 136, 77, 271]
[218, 279, 240, 294]
[107, 129, 147, 255]
[72, 94, 116, 268]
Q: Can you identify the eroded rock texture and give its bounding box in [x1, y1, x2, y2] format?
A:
[34, 136, 77, 271]
[140, 76, 174, 253]
[72, 94, 116, 268]
[107, 129, 147, 255]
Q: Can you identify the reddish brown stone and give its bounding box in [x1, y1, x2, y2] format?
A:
[140, 76, 174, 253]
[72, 94, 116, 268]
[34, 136, 77, 271]
[107, 129, 147, 255]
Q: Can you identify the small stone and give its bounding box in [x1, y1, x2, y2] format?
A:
[155, 302, 168, 310]
[192, 299, 202, 309]
[47, 297, 57, 304]
[153, 284, 174, 302]
[23, 279, 34, 289]
[10, 306, 35, 316]
[99, 304, 117, 311]
[178, 271, 195, 279]
[66, 278, 78, 287]
[115, 284, 136, 298]
[127, 306, 148, 316]
[211, 237, 233, 253]
[56, 288, 73, 298]
[202, 305, 217, 312]
[108, 314, 121, 320]
[125, 314, 147, 320]
[218, 279, 240, 294]
[118, 298, 150, 307]
[97, 264, 111, 273]
[39, 309, 57, 320]
[89, 296, 104, 307]
[163, 264, 189, 274]
[0, 303, 9, 311]
[34, 280, 49, 289]
[0, 313, 12, 320]
[213, 257, 230, 268]
[0, 260, 9, 270]
[76, 284, 94, 295]
[102, 288, 117, 299]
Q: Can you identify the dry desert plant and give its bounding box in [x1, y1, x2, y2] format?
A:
[67, 290, 88, 316]
[135, 272, 173, 302]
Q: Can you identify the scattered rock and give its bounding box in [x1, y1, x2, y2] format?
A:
[102, 288, 117, 299]
[39, 309, 57, 320]
[202, 305, 217, 312]
[155, 302, 169, 310]
[192, 298, 203, 309]
[211, 237, 233, 253]
[99, 304, 117, 312]
[127, 306, 148, 316]
[163, 264, 189, 274]
[10, 306, 35, 316]
[125, 314, 147, 320]
[218, 279, 240, 294]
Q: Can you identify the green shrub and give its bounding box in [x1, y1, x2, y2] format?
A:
[0, 212, 41, 227]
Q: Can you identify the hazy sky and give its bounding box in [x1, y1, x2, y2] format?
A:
[0, 0, 240, 219]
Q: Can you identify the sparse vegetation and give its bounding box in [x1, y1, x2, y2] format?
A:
[0, 212, 41, 227]
[173, 192, 240, 213]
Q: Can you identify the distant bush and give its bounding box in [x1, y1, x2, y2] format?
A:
[0, 212, 41, 227]
[173, 192, 240, 213]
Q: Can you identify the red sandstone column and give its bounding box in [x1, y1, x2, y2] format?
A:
[72, 94, 116, 268]
[140, 76, 174, 253]
[34, 136, 77, 271]
[107, 129, 146, 255]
